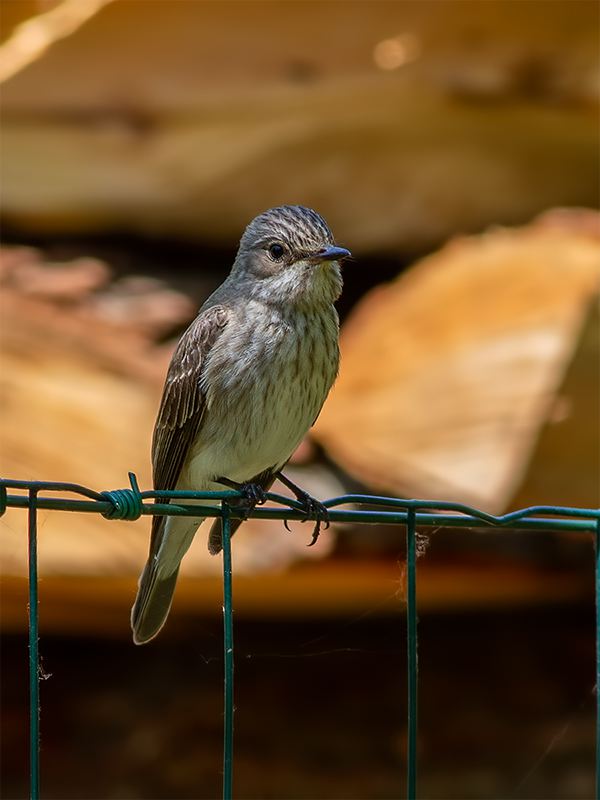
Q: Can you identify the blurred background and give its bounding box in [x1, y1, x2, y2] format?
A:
[1, 0, 599, 797]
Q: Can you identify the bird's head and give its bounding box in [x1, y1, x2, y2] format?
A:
[232, 205, 351, 306]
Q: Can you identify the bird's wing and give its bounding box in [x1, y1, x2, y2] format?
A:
[149, 304, 229, 553]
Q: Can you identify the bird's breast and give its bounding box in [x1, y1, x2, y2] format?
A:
[188, 303, 339, 483]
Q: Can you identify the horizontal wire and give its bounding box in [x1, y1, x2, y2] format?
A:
[0, 476, 598, 531]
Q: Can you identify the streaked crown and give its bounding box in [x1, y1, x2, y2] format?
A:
[239, 205, 334, 253]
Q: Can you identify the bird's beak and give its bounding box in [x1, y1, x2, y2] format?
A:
[311, 245, 352, 263]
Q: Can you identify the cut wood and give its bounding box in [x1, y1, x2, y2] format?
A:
[313, 210, 600, 511]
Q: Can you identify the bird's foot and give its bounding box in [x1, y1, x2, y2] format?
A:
[239, 482, 268, 505]
[276, 472, 329, 546]
[216, 476, 268, 510]
[297, 491, 330, 546]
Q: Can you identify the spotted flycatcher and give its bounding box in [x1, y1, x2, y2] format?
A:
[131, 206, 350, 644]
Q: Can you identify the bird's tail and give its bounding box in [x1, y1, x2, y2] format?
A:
[207, 517, 244, 555]
[131, 561, 181, 645]
[131, 514, 204, 644]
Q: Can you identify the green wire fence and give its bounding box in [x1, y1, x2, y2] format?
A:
[1, 472, 599, 800]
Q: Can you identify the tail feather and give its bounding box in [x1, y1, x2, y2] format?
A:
[207, 517, 243, 555]
[131, 513, 205, 644]
[131, 561, 180, 645]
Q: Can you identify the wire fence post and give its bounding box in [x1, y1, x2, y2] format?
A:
[594, 518, 600, 800]
[406, 508, 418, 800]
[27, 489, 40, 800]
[221, 505, 234, 800]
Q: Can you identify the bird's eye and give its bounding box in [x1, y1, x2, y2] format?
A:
[268, 242, 286, 261]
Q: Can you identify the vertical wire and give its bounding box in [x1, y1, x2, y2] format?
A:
[594, 519, 600, 800]
[406, 509, 418, 800]
[28, 489, 40, 800]
[221, 507, 234, 800]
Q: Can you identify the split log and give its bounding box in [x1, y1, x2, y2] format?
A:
[313, 209, 600, 512]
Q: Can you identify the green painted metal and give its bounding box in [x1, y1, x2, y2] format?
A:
[406, 509, 418, 800]
[1, 474, 598, 800]
[27, 490, 40, 800]
[596, 519, 600, 800]
[221, 507, 234, 800]
[1, 480, 598, 532]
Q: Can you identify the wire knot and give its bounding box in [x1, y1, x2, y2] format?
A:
[101, 473, 143, 521]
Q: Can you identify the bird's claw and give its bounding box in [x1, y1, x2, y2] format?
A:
[295, 492, 329, 546]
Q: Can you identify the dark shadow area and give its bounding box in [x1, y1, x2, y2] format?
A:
[1, 607, 595, 799]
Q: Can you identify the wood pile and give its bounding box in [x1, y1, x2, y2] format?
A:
[1, 0, 598, 251]
[314, 209, 600, 512]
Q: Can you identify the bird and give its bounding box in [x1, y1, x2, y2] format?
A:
[131, 205, 351, 644]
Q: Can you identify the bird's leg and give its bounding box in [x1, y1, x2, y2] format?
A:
[275, 471, 329, 546]
[215, 476, 268, 506]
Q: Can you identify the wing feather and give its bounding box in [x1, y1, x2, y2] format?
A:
[149, 304, 229, 553]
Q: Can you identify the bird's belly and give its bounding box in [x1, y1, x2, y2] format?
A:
[183, 359, 332, 488]
[186, 389, 313, 486]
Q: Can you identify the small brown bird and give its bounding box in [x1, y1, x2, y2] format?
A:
[131, 205, 350, 644]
